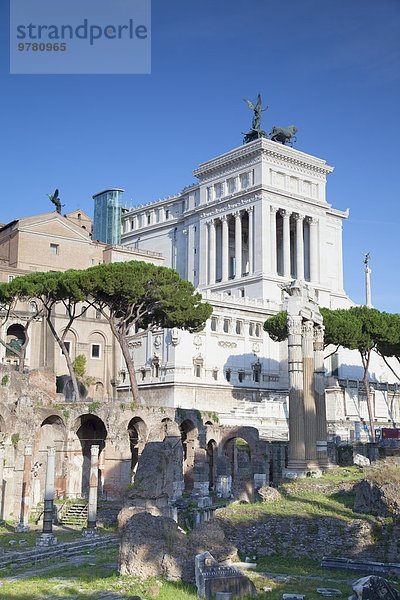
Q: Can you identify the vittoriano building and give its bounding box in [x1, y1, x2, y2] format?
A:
[119, 137, 399, 441]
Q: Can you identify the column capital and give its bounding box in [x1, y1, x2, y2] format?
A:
[234, 210, 242, 219]
[280, 208, 291, 218]
[302, 320, 314, 338]
[294, 213, 305, 222]
[47, 446, 56, 457]
[220, 214, 228, 223]
[287, 315, 302, 335]
[24, 445, 33, 456]
[247, 205, 254, 214]
[307, 216, 319, 225]
[90, 444, 100, 457]
[270, 205, 279, 214]
[207, 218, 215, 228]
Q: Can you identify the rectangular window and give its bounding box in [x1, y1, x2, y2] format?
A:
[223, 318, 230, 333]
[238, 371, 244, 383]
[214, 182, 223, 199]
[211, 316, 217, 332]
[212, 369, 218, 381]
[165, 209, 169, 219]
[195, 363, 202, 378]
[91, 343, 101, 359]
[147, 214, 151, 225]
[95, 309, 102, 320]
[50, 243, 59, 255]
[240, 172, 250, 189]
[227, 178, 236, 194]
[249, 322, 255, 336]
[8, 275, 15, 282]
[236, 320, 243, 335]
[62, 341, 71, 356]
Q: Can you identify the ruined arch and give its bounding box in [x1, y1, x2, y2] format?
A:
[206, 439, 217, 491]
[179, 419, 198, 491]
[222, 436, 253, 502]
[127, 417, 147, 482]
[75, 414, 107, 498]
[34, 415, 66, 502]
[5, 324, 25, 365]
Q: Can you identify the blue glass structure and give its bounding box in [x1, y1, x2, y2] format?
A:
[92, 189, 125, 245]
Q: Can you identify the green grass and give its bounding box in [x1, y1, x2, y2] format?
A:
[0, 547, 198, 599]
[0, 526, 114, 550]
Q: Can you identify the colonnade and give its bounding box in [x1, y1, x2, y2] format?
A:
[206, 207, 254, 285]
[205, 205, 320, 286]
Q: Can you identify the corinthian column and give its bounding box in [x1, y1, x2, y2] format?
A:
[208, 220, 216, 285]
[221, 216, 229, 281]
[303, 320, 318, 468]
[234, 211, 242, 278]
[247, 207, 254, 274]
[270, 206, 278, 275]
[295, 214, 304, 280]
[314, 326, 328, 467]
[286, 315, 306, 470]
[309, 217, 319, 283]
[281, 209, 291, 278]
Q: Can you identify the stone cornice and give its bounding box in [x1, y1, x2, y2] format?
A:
[193, 138, 333, 180]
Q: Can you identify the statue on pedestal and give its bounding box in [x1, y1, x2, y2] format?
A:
[242, 94, 268, 144]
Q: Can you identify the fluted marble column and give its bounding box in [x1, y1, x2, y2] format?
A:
[208, 220, 216, 285]
[286, 315, 306, 469]
[281, 209, 291, 278]
[221, 216, 229, 281]
[309, 217, 319, 283]
[247, 207, 254, 274]
[295, 214, 304, 280]
[270, 206, 278, 275]
[234, 211, 242, 278]
[314, 325, 328, 467]
[303, 321, 318, 467]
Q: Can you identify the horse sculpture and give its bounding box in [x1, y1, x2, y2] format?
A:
[269, 125, 298, 146]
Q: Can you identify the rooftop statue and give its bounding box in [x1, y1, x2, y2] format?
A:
[269, 125, 298, 146]
[48, 188, 64, 214]
[242, 94, 268, 144]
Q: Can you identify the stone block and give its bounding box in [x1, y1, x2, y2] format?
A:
[195, 551, 256, 599]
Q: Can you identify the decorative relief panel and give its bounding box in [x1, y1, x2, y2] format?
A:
[218, 340, 237, 349]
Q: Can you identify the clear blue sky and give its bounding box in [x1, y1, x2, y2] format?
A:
[1, 0, 399, 310]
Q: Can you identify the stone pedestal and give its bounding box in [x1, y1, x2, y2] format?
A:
[36, 532, 58, 546]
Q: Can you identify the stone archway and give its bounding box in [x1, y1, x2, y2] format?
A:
[179, 419, 198, 492]
[5, 324, 25, 366]
[127, 417, 147, 483]
[36, 415, 66, 503]
[75, 415, 107, 498]
[207, 439, 217, 491]
[222, 437, 253, 502]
